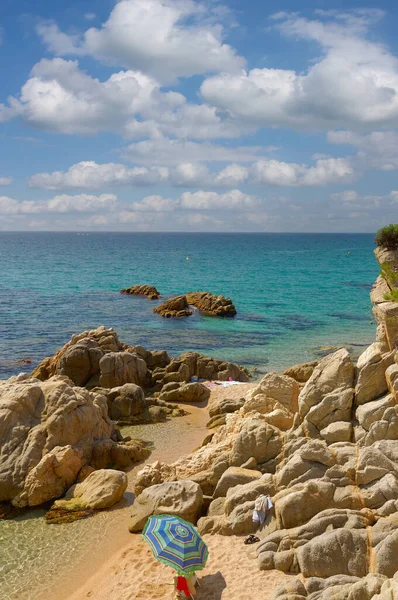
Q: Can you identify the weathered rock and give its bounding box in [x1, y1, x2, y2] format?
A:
[386, 363, 398, 402]
[128, 480, 203, 532]
[159, 382, 210, 403]
[185, 291, 237, 317]
[104, 384, 148, 422]
[208, 396, 245, 418]
[213, 467, 262, 498]
[284, 361, 318, 383]
[99, 352, 148, 388]
[320, 421, 352, 443]
[242, 373, 299, 430]
[120, 284, 160, 299]
[31, 326, 124, 382]
[153, 296, 193, 318]
[13, 445, 84, 508]
[230, 419, 282, 467]
[54, 469, 127, 510]
[355, 343, 395, 405]
[0, 375, 147, 507]
[299, 349, 355, 433]
[298, 529, 368, 578]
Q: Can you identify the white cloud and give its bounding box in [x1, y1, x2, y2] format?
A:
[123, 137, 265, 165]
[328, 130, 398, 171]
[131, 195, 177, 212]
[84, 13, 97, 21]
[29, 161, 169, 190]
[132, 189, 260, 212]
[37, 0, 244, 82]
[0, 177, 13, 186]
[7, 58, 245, 140]
[0, 194, 118, 215]
[8, 58, 182, 135]
[29, 155, 354, 191]
[251, 157, 354, 186]
[201, 11, 398, 131]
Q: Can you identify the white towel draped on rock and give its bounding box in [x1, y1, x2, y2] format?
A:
[252, 494, 273, 525]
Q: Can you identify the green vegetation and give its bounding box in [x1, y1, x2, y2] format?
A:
[375, 224, 398, 250]
[384, 289, 398, 302]
[380, 263, 398, 288]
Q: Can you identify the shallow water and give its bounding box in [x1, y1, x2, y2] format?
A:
[0, 408, 209, 600]
[0, 232, 378, 378]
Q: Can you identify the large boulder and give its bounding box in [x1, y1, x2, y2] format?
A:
[54, 469, 128, 510]
[31, 326, 124, 382]
[242, 373, 299, 430]
[104, 383, 148, 422]
[213, 467, 262, 498]
[159, 382, 210, 404]
[153, 296, 193, 318]
[355, 343, 395, 405]
[284, 360, 318, 383]
[299, 349, 355, 434]
[185, 291, 236, 317]
[120, 284, 160, 299]
[0, 375, 148, 507]
[230, 419, 282, 467]
[128, 480, 203, 532]
[99, 352, 148, 388]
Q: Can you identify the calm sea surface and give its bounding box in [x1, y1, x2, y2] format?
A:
[0, 232, 379, 378]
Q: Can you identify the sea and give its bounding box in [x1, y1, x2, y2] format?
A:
[0, 231, 381, 600]
[0, 232, 379, 379]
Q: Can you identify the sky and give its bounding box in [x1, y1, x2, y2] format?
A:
[1, 0, 398, 232]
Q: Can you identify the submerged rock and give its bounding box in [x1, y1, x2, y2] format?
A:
[120, 284, 160, 299]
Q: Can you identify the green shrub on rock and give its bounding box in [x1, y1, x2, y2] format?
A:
[375, 224, 398, 250]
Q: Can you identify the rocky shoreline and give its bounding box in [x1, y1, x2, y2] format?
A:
[1, 247, 398, 599]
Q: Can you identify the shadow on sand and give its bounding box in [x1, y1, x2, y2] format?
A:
[196, 571, 227, 599]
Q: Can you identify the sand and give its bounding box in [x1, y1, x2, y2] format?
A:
[64, 382, 293, 600]
[68, 533, 293, 600]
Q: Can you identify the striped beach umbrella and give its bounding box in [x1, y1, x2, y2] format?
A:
[142, 514, 208, 575]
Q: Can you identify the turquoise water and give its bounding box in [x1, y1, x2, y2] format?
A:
[0, 232, 378, 378]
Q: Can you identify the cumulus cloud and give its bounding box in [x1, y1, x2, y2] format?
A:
[7, 58, 184, 135]
[29, 155, 354, 191]
[0, 177, 13, 186]
[201, 10, 398, 131]
[328, 130, 398, 171]
[29, 161, 169, 190]
[6, 57, 245, 139]
[36, 0, 244, 82]
[0, 194, 118, 214]
[131, 189, 259, 212]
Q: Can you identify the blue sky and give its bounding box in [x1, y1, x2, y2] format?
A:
[1, 0, 398, 231]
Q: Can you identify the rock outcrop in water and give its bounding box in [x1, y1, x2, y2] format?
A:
[153, 295, 193, 318]
[0, 374, 149, 507]
[120, 284, 160, 299]
[130, 248, 398, 596]
[186, 291, 237, 317]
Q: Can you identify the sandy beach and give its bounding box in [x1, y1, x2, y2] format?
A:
[68, 532, 293, 600]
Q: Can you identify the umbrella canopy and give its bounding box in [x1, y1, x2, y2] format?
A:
[142, 514, 208, 575]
